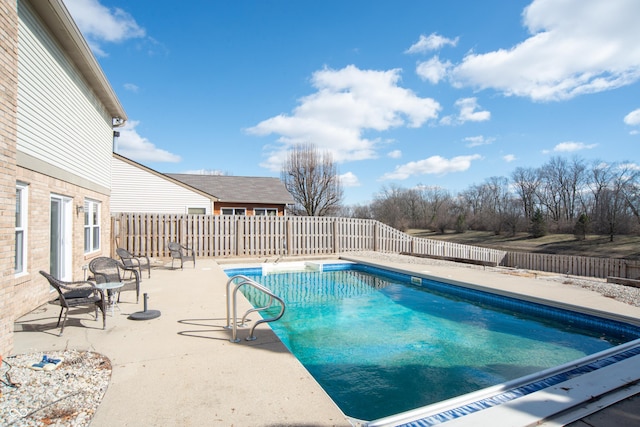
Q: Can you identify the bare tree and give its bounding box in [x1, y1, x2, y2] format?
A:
[281, 143, 343, 216]
[511, 167, 541, 222]
[484, 176, 513, 234]
[370, 185, 411, 230]
[419, 186, 452, 232]
[625, 179, 640, 227]
[538, 156, 586, 231]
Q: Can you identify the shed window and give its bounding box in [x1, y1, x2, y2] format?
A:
[221, 208, 246, 215]
[254, 208, 277, 216]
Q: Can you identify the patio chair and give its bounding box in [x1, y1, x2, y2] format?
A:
[116, 247, 151, 279]
[39, 271, 106, 336]
[168, 242, 196, 269]
[88, 256, 141, 303]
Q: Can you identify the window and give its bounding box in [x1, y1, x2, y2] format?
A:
[254, 208, 277, 216]
[221, 208, 246, 215]
[84, 199, 100, 253]
[15, 183, 28, 274]
[188, 207, 206, 215]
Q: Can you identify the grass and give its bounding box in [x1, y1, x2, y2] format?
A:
[406, 230, 640, 260]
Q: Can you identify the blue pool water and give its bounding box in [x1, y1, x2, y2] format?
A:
[225, 263, 640, 422]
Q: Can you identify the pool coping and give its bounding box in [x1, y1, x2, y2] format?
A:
[363, 340, 640, 427]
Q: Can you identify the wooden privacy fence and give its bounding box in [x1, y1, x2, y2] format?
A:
[111, 213, 506, 263]
[111, 213, 640, 280]
[503, 252, 640, 281]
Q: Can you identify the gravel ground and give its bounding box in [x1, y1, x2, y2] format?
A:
[0, 350, 110, 427]
[3, 252, 640, 427]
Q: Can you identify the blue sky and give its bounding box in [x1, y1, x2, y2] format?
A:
[63, 0, 640, 204]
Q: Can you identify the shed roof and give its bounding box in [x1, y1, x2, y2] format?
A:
[166, 174, 294, 205]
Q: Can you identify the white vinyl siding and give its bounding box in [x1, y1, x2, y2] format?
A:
[111, 158, 212, 214]
[17, 3, 113, 189]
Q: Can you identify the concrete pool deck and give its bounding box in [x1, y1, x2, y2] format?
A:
[11, 254, 640, 426]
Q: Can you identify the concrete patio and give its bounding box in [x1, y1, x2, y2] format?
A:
[11, 254, 640, 426]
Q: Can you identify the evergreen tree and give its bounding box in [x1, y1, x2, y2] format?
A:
[573, 213, 589, 241]
[530, 209, 547, 238]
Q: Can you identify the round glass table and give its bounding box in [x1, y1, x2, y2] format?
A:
[95, 282, 125, 316]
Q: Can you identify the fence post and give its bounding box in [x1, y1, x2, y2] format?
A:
[373, 222, 378, 252]
[332, 219, 339, 254]
[286, 218, 292, 256]
[236, 218, 244, 256]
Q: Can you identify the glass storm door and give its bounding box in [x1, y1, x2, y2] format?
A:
[50, 196, 72, 280]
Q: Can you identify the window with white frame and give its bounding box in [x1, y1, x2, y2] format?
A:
[15, 183, 28, 274]
[254, 208, 277, 216]
[221, 208, 246, 215]
[84, 199, 100, 253]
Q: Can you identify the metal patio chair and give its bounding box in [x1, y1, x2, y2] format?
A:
[40, 271, 106, 336]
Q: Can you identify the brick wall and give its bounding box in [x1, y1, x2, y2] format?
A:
[13, 167, 112, 322]
[0, 0, 19, 356]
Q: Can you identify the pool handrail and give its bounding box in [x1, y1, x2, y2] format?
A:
[225, 274, 286, 343]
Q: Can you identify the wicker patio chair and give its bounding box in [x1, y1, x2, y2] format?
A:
[168, 242, 196, 269]
[116, 247, 151, 279]
[40, 271, 106, 336]
[89, 256, 141, 303]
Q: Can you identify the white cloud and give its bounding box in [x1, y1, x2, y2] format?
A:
[116, 120, 181, 163]
[442, 98, 491, 125]
[457, 98, 491, 122]
[406, 33, 458, 54]
[553, 141, 598, 152]
[340, 172, 360, 187]
[624, 108, 640, 126]
[464, 135, 495, 147]
[620, 162, 640, 171]
[381, 154, 482, 180]
[387, 150, 402, 159]
[63, 0, 145, 56]
[247, 65, 441, 171]
[503, 154, 517, 162]
[124, 83, 139, 92]
[448, 0, 640, 101]
[416, 56, 452, 84]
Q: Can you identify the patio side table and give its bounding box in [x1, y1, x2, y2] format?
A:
[95, 281, 125, 316]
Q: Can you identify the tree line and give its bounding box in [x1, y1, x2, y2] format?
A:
[280, 145, 639, 240]
[342, 157, 640, 241]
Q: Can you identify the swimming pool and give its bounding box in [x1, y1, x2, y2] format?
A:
[224, 262, 640, 425]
